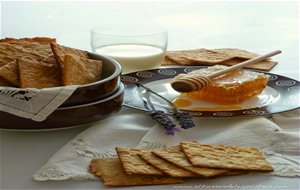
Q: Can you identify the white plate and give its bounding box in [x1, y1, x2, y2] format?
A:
[122, 67, 300, 117]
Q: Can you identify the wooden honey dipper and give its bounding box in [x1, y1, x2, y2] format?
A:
[171, 50, 282, 92]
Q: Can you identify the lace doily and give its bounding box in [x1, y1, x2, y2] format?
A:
[33, 109, 300, 181]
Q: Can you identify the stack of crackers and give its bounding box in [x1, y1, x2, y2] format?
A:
[89, 141, 273, 187]
[163, 48, 277, 71]
[0, 37, 102, 88]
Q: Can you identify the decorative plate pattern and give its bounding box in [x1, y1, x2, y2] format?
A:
[121, 67, 300, 117]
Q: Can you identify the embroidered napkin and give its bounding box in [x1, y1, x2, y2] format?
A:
[33, 108, 154, 180]
[138, 113, 300, 177]
[0, 86, 77, 121]
[33, 108, 300, 181]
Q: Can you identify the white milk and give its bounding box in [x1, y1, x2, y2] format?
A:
[95, 44, 165, 74]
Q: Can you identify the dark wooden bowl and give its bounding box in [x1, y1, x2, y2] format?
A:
[61, 52, 122, 106]
[0, 83, 124, 130]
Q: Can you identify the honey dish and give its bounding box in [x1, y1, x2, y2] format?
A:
[174, 65, 269, 104]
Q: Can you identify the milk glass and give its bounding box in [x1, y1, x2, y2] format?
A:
[91, 24, 168, 74]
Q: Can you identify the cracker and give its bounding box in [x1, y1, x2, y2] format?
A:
[222, 57, 277, 71]
[116, 147, 164, 175]
[0, 60, 20, 86]
[0, 37, 56, 44]
[50, 43, 88, 71]
[209, 48, 260, 60]
[162, 56, 180, 66]
[180, 141, 273, 171]
[152, 146, 229, 177]
[0, 55, 58, 87]
[18, 58, 62, 88]
[89, 158, 183, 187]
[163, 49, 277, 71]
[222, 170, 249, 176]
[0, 41, 47, 86]
[62, 54, 102, 86]
[166, 49, 233, 65]
[0, 42, 43, 67]
[138, 152, 198, 177]
[0, 37, 55, 58]
[0, 76, 14, 87]
[42, 54, 59, 66]
[89, 158, 103, 177]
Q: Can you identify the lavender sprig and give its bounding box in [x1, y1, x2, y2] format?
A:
[143, 87, 179, 136]
[136, 83, 195, 135]
[148, 110, 180, 136]
[173, 112, 195, 129]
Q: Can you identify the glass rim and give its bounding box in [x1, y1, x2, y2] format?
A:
[90, 24, 167, 37]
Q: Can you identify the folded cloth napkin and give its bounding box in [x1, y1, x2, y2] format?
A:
[33, 108, 300, 181]
[0, 86, 77, 121]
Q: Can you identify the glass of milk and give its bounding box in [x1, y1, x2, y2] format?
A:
[90, 24, 167, 74]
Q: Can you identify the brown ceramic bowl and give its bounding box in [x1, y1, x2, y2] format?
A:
[0, 83, 124, 130]
[61, 52, 122, 107]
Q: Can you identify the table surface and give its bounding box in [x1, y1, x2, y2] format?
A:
[0, 1, 299, 190]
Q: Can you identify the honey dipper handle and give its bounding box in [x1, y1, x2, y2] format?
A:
[208, 50, 282, 78]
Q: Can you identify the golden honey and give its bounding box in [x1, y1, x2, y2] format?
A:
[182, 65, 269, 104]
[172, 98, 192, 108]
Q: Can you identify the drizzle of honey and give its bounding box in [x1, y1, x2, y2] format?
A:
[189, 106, 243, 111]
[172, 98, 192, 108]
[172, 98, 243, 111]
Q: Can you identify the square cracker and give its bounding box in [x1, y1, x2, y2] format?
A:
[116, 147, 164, 175]
[152, 146, 229, 177]
[222, 57, 277, 71]
[162, 56, 181, 66]
[62, 54, 102, 86]
[89, 158, 183, 187]
[209, 48, 260, 60]
[180, 141, 273, 171]
[166, 49, 233, 65]
[163, 49, 277, 71]
[18, 58, 62, 88]
[50, 43, 88, 71]
[89, 158, 103, 177]
[138, 152, 198, 177]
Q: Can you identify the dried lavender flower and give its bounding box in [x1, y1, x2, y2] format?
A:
[136, 83, 194, 136]
[164, 126, 180, 136]
[173, 112, 195, 129]
[148, 110, 180, 136]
